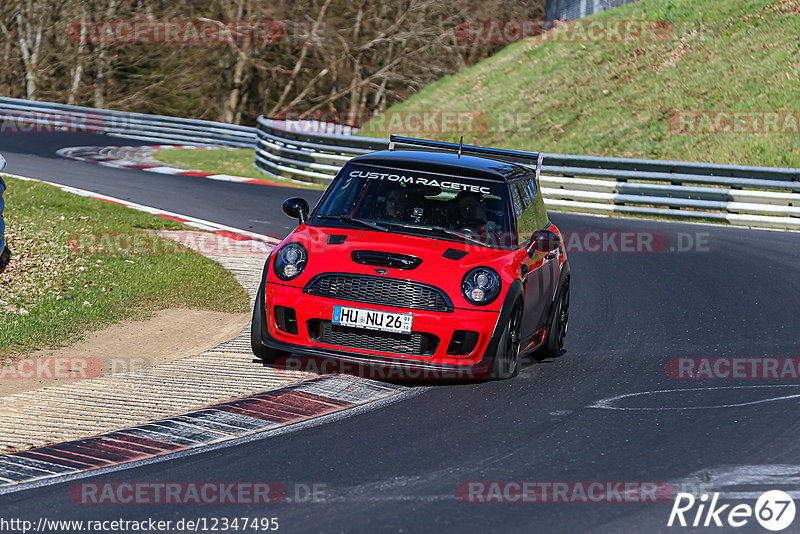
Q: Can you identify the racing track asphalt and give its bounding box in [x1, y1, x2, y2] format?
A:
[0, 132, 319, 239]
[2, 132, 800, 533]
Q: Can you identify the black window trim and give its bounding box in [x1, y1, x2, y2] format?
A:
[507, 172, 551, 250]
[308, 162, 518, 250]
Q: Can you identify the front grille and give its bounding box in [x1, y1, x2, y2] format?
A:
[308, 320, 438, 356]
[304, 274, 452, 312]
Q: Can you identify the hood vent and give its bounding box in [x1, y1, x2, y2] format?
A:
[351, 250, 422, 270]
[327, 235, 348, 244]
[443, 248, 468, 260]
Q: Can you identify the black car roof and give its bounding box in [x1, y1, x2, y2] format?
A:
[349, 149, 532, 182]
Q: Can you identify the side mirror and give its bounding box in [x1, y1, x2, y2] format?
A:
[282, 197, 309, 224]
[527, 229, 561, 257]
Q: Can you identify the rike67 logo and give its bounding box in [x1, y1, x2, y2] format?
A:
[668, 491, 796, 531]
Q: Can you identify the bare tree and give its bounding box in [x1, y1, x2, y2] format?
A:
[267, 0, 333, 117]
[67, 1, 89, 105]
[15, 0, 47, 99]
[0, 0, 545, 123]
[92, 0, 119, 108]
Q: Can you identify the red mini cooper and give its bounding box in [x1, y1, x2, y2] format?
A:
[251, 136, 570, 379]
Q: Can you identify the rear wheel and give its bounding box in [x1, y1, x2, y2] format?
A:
[538, 280, 570, 360]
[490, 301, 522, 379]
[251, 292, 290, 363]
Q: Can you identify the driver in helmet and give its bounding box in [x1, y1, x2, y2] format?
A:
[384, 185, 410, 220]
[454, 191, 488, 230]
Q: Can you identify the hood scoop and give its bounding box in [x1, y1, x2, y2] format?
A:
[351, 250, 422, 270]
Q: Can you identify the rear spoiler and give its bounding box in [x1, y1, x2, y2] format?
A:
[388, 135, 544, 182]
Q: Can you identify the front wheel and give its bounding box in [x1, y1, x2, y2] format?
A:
[251, 292, 290, 363]
[490, 301, 523, 379]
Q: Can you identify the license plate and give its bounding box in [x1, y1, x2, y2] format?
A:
[332, 305, 413, 334]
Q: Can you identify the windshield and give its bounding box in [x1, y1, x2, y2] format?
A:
[313, 163, 513, 248]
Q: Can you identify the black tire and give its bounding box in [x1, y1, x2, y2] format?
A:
[538, 280, 570, 360]
[250, 292, 290, 363]
[0, 245, 10, 273]
[490, 301, 523, 380]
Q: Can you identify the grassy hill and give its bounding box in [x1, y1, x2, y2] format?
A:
[359, 0, 800, 168]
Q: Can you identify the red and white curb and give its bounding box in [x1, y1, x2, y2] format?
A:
[0, 376, 408, 491]
[56, 145, 294, 187]
[4, 171, 282, 247]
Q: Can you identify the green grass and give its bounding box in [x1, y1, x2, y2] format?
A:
[153, 148, 326, 190]
[0, 176, 250, 358]
[358, 0, 800, 168]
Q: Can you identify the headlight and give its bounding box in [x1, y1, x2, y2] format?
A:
[273, 242, 308, 281]
[461, 267, 501, 305]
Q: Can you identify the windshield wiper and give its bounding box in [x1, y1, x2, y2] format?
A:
[389, 222, 486, 246]
[317, 215, 388, 232]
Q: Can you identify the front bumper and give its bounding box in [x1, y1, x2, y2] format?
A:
[259, 282, 501, 370]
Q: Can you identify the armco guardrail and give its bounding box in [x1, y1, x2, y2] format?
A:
[2, 98, 796, 230]
[255, 115, 800, 230]
[545, 0, 641, 21]
[0, 97, 257, 147]
[255, 117, 386, 182]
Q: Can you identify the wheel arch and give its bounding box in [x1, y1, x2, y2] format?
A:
[482, 279, 525, 363]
